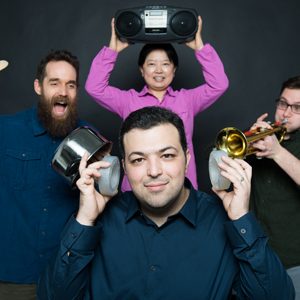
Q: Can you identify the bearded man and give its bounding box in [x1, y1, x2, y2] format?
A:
[0, 50, 87, 300]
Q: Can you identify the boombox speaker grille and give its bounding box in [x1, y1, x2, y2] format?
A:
[170, 11, 197, 37]
[115, 12, 142, 37]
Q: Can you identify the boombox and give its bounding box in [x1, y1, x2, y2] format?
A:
[115, 6, 198, 43]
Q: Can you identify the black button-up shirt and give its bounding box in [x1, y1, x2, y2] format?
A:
[38, 181, 294, 299]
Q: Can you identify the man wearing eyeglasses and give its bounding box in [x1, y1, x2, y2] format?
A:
[248, 76, 300, 299]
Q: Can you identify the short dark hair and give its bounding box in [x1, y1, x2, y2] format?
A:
[36, 50, 80, 85]
[280, 76, 300, 94]
[119, 106, 187, 158]
[138, 43, 178, 68]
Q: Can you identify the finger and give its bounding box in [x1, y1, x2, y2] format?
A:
[198, 16, 202, 32]
[220, 156, 245, 174]
[257, 113, 268, 122]
[212, 188, 226, 200]
[111, 18, 116, 36]
[81, 166, 101, 180]
[258, 121, 272, 130]
[219, 157, 247, 184]
[235, 159, 252, 181]
[79, 152, 89, 175]
[76, 170, 95, 188]
[88, 160, 111, 170]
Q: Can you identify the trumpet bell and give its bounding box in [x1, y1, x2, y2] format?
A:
[215, 127, 247, 159]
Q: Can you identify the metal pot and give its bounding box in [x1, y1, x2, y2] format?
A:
[52, 126, 112, 187]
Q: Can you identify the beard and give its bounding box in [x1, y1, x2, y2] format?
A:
[37, 94, 78, 138]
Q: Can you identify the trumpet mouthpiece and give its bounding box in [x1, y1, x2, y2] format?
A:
[282, 118, 288, 124]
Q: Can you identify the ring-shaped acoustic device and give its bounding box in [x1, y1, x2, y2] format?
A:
[209, 149, 231, 190]
[96, 155, 120, 196]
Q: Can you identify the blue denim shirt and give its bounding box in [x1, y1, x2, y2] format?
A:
[38, 181, 295, 299]
[0, 107, 85, 283]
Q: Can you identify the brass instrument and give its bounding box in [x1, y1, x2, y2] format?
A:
[215, 121, 287, 159]
[209, 120, 287, 190]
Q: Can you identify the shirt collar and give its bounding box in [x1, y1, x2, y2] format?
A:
[124, 179, 197, 227]
[178, 179, 198, 227]
[137, 86, 176, 97]
[284, 129, 300, 142]
[125, 192, 141, 222]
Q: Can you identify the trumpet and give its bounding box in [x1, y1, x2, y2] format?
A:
[209, 120, 287, 190]
[214, 120, 287, 159]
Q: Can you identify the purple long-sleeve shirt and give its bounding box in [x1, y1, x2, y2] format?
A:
[85, 44, 229, 191]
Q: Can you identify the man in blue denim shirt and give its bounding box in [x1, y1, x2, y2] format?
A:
[38, 107, 294, 299]
[0, 50, 87, 300]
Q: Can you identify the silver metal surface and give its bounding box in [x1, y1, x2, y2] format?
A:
[52, 126, 112, 187]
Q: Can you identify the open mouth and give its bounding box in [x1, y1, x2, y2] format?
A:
[53, 100, 68, 117]
[153, 76, 165, 82]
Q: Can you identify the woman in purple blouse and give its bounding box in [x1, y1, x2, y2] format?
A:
[85, 16, 229, 191]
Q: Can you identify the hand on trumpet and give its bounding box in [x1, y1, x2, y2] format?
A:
[250, 113, 282, 159]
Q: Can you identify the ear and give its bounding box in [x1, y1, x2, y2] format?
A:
[185, 149, 191, 173]
[34, 79, 42, 95]
[122, 159, 127, 175]
[139, 67, 144, 77]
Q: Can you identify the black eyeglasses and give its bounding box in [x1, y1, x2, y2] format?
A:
[276, 99, 300, 114]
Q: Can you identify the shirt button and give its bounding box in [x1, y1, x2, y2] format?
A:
[39, 254, 44, 258]
[22, 153, 26, 157]
[47, 186, 51, 190]
[43, 208, 47, 212]
[41, 231, 46, 236]
[150, 265, 156, 271]
[240, 228, 246, 234]
[71, 233, 77, 239]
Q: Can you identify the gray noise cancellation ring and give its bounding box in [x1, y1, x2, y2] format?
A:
[208, 149, 231, 190]
[97, 156, 120, 196]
